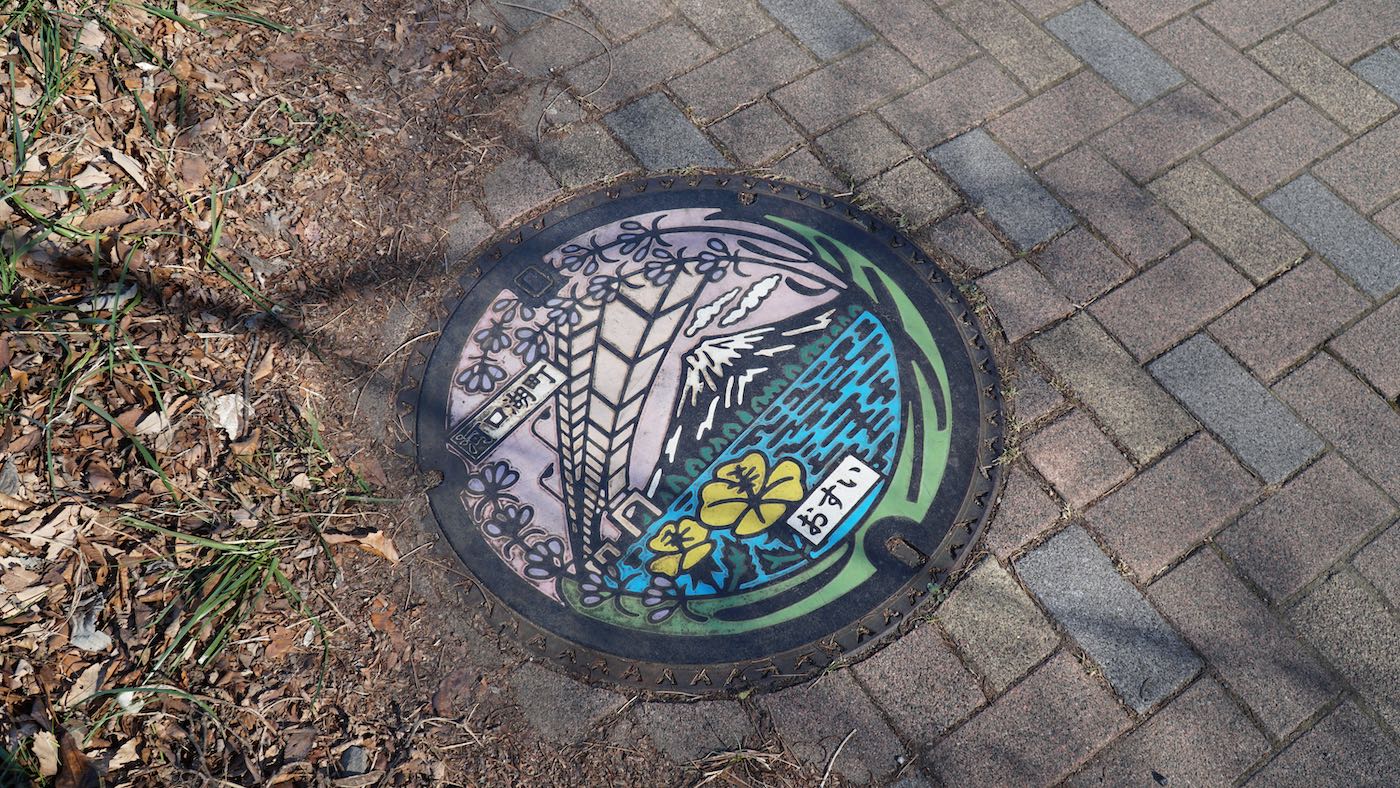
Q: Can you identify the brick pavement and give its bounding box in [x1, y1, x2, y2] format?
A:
[456, 1, 1400, 783]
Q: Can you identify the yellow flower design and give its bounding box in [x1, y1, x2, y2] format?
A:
[699, 451, 805, 536]
[647, 518, 714, 577]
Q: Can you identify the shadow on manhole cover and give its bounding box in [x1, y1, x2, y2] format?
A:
[401, 175, 1003, 694]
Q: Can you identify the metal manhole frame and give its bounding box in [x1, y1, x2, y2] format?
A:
[397, 173, 1004, 696]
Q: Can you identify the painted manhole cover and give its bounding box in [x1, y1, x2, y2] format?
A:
[402, 175, 1002, 693]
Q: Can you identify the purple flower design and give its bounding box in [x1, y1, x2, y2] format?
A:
[512, 326, 549, 365]
[694, 237, 740, 281]
[483, 502, 542, 557]
[523, 537, 566, 580]
[546, 286, 585, 327]
[585, 272, 635, 304]
[617, 215, 672, 262]
[642, 248, 686, 286]
[492, 296, 535, 322]
[473, 317, 512, 353]
[464, 460, 520, 500]
[577, 563, 622, 608]
[641, 575, 677, 623]
[558, 236, 612, 275]
[456, 357, 506, 393]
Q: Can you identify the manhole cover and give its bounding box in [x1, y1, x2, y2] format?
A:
[403, 175, 1002, 693]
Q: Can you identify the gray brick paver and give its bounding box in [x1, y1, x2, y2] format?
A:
[986, 71, 1133, 168]
[1033, 226, 1134, 303]
[499, 10, 606, 78]
[1354, 522, 1400, 606]
[1017, 525, 1202, 712]
[1297, 0, 1400, 64]
[578, 0, 671, 40]
[1031, 313, 1196, 463]
[1149, 549, 1338, 738]
[1086, 433, 1258, 580]
[944, 0, 1080, 92]
[880, 57, 1026, 149]
[927, 652, 1131, 786]
[769, 147, 843, 190]
[1352, 45, 1400, 103]
[1149, 333, 1322, 484]
[537, 123, 638, 189]
[1245, 702, 1400, 786]
[1040, 146, 1189, 267]
[669, 30, 815, 123]
[1146, 15, 1289, 118]
[1022, 410, 1133, 510]
[510, 662, 621, 743]
[1313, 114, 1400, 213]
[1216, 453, 1395, 602]
[919, 211, 1013, 275]
[483, 156, 562, 226]
[1251, 31, 1396, 134]
[1330, 294, 1400, 401]
[491, 0, 569, 34]
[852, 622, 985, 747]
[816, 114, 912, 183]
[1094, 85, 1236, 183]
[1203, 99, 1347, 199]
[1090, 241, 1254, 361]
[1150, 159, 1307, 283]
[860, 159, 959, 229]
[985, 465, 1061, 558]
[673, 0, 772, 48]
[1263, 174, 1400, 298]
[1276, 353, 1400, 500]
[772, 44, 924, 133]
[635, 701, 751, 763]
[567, 22, 716, 111]
[1290, 570, 1400, 729]
[1210, 257, 1370, 381]
[936, 559, 1058, 693]
[757, 0, 872, 61]
[763, 670, 905, 784]
[1065, 678, 1268, 788]
[977, 260, 1075, 342]
[604, 93, 727, 170]
[1012, 364, 1067, 424]
[843, 0, 978, 76]
[1045, 3, 1184, 104]
[707, 101, 801, 165]
[930, 129, 1075, 251]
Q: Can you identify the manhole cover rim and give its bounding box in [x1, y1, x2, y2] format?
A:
[399, 173, 1004, 696]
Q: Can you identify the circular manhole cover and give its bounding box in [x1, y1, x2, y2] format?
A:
[403, 175, 1002, 693]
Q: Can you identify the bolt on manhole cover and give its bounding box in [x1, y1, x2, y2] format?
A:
[402, 175, 1003, 694]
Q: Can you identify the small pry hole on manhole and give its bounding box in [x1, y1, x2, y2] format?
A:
[885, 537, 926, 568]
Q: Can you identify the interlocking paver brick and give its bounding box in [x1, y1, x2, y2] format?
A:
[937, 559, 1058, 693]
[1211, 257, 1369, 381]
[1031, 313, 1196, 463]
[930, 129, 1075, 251]
[844, 0, 978, 75]
[1352, 45, 1400, 103]
[1377, 199, 1400, 238]
[484, 156, 561, 226]
[1094, 86, 1236, 182]
[1150, 159, 1306, 282]
[567, 23, 715, 111]
[1251, 31, 1396, 134]
[1196, 0, 1329, 48]
[1023, 410, 1132, 510]
[1045, 4, 1184, 104]
[707, 102, 800, 165]
[1150, 550, 1337, 737]
[763, 670, 905, 784]
[985, 465, 1061, 558]
[669, 30, 814, 123]
[1217, 453, 1395, 601]
[862, 159, 958, 229]
[446, 204, 492, 261]
[1245, 702, 1400, 786]
[943, 0, 1079, 92]
[1091, 241, 1253, 361]
[1263, 174, 1400, 298]
[1096, 0, 1198, 33]
[1087, 433, 1257, 579]
[880, 57, 1026, 149]
[1040, 147, 1189, 267]
[1314, 115, 1400, 212]
[769, 147, 843, 190]
[976, 261, 1074, 342]
[491, 0, 569, 34]
[1276, 353, 1400, 500]
[1013, 364, 1066, 424]
[1149, 334, 1322, 484]
[511, 662, 621, 743]
[927, 652, 1131, 785]
[537, 123, 637, 189]
[815, 115, 911, 183]
[853, 622, 984, 746]
[1017, 526, 1201, 712]
[604, 93, 727, 170]
[1033, 227, 1133, 304]
[1015, 0, 1080, 19]
[1203, 99, 1347, 198]
[1354, 522, 1400, 606]
[919, 211, 1013, 275]
[499, 10, 607, 77]
[579, 0, 671, 40]
[772, 44, 923, 133]
[1291, 570, 1400, 728]
[1066, 678, 1267, 788]
[635, 701, 751, 762]
[986, 71, 1133, 167]
[757, 0, 871, 61]
[1331, 294, 1400, 400]
[673, 0, 771, 48]
[1297, 0, 1400, 64]
[1146, 16, 1289, 118]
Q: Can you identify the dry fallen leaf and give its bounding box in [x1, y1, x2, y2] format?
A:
[323, 529, 400, 563]
[55, 729, 100, 788]
[103, 147, 149, 190]
[32, 731, 59, 777]
[205, 392, 250, 441]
